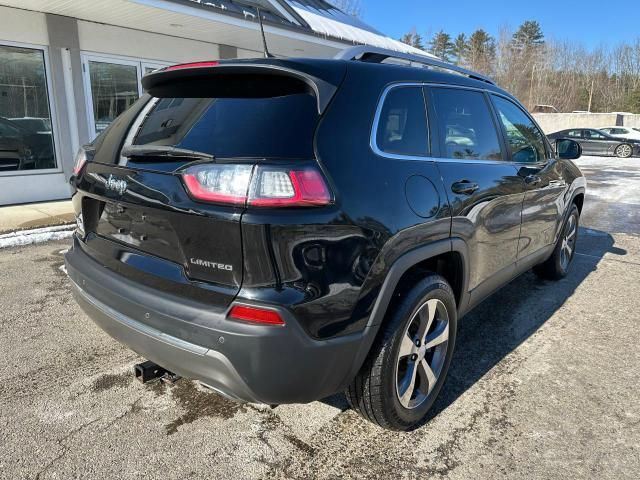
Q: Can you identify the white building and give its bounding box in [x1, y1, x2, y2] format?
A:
[0, 0, 427, 205]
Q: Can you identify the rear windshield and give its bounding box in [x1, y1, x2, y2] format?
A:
[133, 94, 318, 158]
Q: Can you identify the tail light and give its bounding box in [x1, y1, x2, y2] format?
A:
[181, 163, 331, 207]
[228, 305, 285, 326]
[72, 146, 92, 176]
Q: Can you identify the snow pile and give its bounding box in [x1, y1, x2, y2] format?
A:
[0, 224, 75, 249]
[288, 1, 436, 58]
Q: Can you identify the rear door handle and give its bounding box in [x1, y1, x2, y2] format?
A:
[525, 175, 542, 186]
[451, 181, 479, 195]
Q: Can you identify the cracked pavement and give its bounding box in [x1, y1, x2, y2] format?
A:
[1, 156, 639, 479]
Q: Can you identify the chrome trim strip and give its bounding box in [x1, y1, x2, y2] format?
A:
[370, 82, 552, 167]
[369, 82, 431, 161]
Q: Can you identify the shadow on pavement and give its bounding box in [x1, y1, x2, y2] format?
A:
[323, 227, 626, 416]
[429, 226, 625, 418]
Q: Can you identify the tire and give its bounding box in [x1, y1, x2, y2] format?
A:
[615, 143, 633, 158]
[346, 274, 457, 431]
[534, 204, 580, 280]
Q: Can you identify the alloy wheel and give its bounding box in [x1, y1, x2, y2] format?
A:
[560, 213, 577, 270]
[395, 298, 450, 410]
[616, 144, 632, 158]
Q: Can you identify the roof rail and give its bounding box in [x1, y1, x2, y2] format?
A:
[335, 45, 495, 86]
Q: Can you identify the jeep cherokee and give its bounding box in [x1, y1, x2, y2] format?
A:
[65, 46, 585, 431]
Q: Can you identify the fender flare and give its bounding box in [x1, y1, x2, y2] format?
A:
[341, 238, 470, 389]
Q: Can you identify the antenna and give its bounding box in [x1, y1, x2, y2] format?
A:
[256, 7, 274, 58]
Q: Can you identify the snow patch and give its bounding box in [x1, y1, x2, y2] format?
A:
[0, 224, 75, 249]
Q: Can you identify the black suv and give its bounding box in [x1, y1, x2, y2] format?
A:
[65, 46, 585, 431]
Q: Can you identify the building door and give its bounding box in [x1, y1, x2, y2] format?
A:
[0, 41, 69, 206]
[82, 55, 142, 140]
[82, 54, 172, 141]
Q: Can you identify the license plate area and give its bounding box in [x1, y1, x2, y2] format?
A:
[95, 202, 184, 265]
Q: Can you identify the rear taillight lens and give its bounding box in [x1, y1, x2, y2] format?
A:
[228, 305, 285, 326]
[72, 146, 90, 176]
[182, 164, 253, 205]
[181, 164, 331, 207]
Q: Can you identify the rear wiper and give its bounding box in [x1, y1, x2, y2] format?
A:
[121, 145, 214, 161]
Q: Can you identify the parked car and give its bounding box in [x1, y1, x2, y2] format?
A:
[65, 47, 585, 431]
[599, 126, 640, 141]
[8, 117, 52, 134]
[547, 128, 640, 158]
[0, 117, 35, 171]
[7, 117, 55, 169]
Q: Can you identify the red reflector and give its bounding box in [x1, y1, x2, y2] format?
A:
[166, 61, 219, 71]
[228, 305, 285, 326]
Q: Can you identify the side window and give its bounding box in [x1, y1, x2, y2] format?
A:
[430, 87, 502, 161]
[492, 95, 546, 163]
[566, 130, 582, 138]
[375, 86, 428, 157]
[584, 129, 606, 139]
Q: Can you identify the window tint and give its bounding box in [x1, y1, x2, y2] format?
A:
[133, 94, 318, 158]
[584, 130, 606, 139]
[375, 86, 428, 156]
[431, 88, 502, 161]
[492, 96, 546, 163]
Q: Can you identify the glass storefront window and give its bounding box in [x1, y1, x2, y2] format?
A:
[0, 44, 56, 172]
[88, 61, 139, 136]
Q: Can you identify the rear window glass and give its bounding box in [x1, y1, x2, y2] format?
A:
[375, 86, 429, 157]
[133, 94, 318, 158]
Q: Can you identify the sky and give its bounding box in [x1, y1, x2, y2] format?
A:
[360, 0, 637, 49]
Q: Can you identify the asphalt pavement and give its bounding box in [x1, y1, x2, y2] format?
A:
[1, 155, 639, 480]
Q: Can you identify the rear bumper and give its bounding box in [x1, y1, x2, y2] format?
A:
[65, 236, 372, 404]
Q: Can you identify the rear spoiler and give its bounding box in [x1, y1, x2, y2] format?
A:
[141, 61, 345, 114]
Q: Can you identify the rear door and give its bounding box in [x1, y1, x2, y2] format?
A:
[583, 129, 611, 155]
[76, 64, 337, 307]
[427, 86, 525, 303]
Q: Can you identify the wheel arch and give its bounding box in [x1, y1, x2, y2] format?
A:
[343, 238, 470, 389]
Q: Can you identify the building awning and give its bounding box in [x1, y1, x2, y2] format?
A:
[0, 0, 434, 59]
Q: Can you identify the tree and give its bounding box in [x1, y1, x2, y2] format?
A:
[328, 0, 362, 17]
[453, 33, 469, 65]
[429, 30, 455, 62]
[511, 20, 545, 51]
[466, 29, 496, 75]
[399, 28, 425, 50]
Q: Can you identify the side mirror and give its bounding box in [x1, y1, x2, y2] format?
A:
[556, 138, 581, 160]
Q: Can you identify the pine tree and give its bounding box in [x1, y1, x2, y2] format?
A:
[429, 31, 455, 62]
[465, 29, 496, 75]
[511, 20, 545, 51]
[400, 29, 425, 50]
[453, 33, 469, 65]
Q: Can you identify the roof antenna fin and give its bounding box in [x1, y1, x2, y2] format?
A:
[256, 8, 274, 58]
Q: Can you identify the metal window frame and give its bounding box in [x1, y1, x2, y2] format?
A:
[370, 82, 432, 161]
[0, 40, 63, 178]
[370, 82, 553, 167]
[336, 45, 495, 86]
